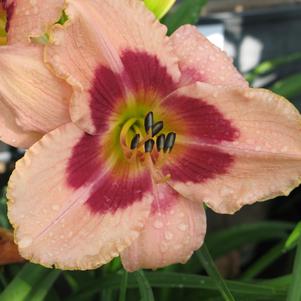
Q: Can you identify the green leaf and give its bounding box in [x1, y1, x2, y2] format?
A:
[134, 270, 155, 301]
[144, 0, 176, 19]
[287, 233, 301, 301]
[206, 222, 294, 258]
[66, 272, 287, 301]
[25, 270, 61, 301]
[63, 271, 95, 293]
[262, 274, 292, 288]
[118, 271, 128, 301]
[270, 73, 301, 99]
[245, 52, 301, 83]
[162, 0, 207, 34]
[0, 263, 49, 301]
[241, 241, 286, 280]
[197, 244, 235, 301]
[0, 189, 10, 229]
[284, 221, 301, 251]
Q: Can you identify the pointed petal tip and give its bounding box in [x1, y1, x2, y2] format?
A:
[121, 184, 206, 271]
[171, 24, 248, 88]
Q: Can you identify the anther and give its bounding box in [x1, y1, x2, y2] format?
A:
[164, 132, 176, 153]
[156, 134, 165, 152]
[145, 139, 155, 153]
[144, 112, 154, 134]
[130, 134, 140, 150]
[152, 121, 164, 137]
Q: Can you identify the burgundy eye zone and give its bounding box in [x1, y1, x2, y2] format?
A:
[66, 50, 239, 214]
[2, 0, 15, 32]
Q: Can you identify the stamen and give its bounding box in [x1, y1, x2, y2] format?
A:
[164, 132, 176, 153]
[145, 139, 155, 153]
[144, 112, 154, 134]
[152, 121, 164, 137]
[119, 117, 139, 159]
[130, 134, 140, 150]
[156, 134, 165, 152]
[144, 153, 171, 185]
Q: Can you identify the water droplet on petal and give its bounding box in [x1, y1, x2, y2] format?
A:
[52, 205, 59, 211]
[160, 242, 168, 253]
[209, 55, 215, 62]
[164, 231, 173, 241]
[19, 236, 32, 248]
[174, 244, 182, 250]
[178, 224, 188, 232]
[154, 220, 163, 229]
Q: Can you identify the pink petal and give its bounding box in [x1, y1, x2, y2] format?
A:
[3, 0, 64, 44]
[46, 0, 180, 134]
[170, 25, 248, 87]
[0, 100, 42, 148]
[8, 123, 153, 269]
[161, 83, 301, 214]
[78, 50, 178, 134]
[0, 45, 71, 147]
[121, 183, 206, 271]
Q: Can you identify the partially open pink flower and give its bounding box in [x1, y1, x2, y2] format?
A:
[0, 0, 71, 148]
[7, 0, 301, 271]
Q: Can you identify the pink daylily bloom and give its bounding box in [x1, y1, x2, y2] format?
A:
[0, 0, 71, 148]
[6, 0, 301, 271]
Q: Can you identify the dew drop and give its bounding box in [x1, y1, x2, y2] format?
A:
[164, 231, 173, 241]
[19, 237, 32, 248]
[154, 220, 163, 229]
[178, 224, 188, 232]
[209, 55, 216, 62]
[174, 244, 182, 250]
[52, 205, 59, 211]
[160, 242, 168, 253]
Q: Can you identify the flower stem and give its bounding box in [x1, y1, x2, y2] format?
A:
[197, 243, 236, 301]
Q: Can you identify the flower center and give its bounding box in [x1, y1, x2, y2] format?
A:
[119, 111, 177, 167]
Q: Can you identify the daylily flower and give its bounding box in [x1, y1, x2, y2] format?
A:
[0, 0, 71, 148]
[6, 0, 301, 272]
[144, 0, 176, 19]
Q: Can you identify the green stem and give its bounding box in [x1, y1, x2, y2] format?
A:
[197, 244, 236, 301]
[287, 232, 301, 301]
